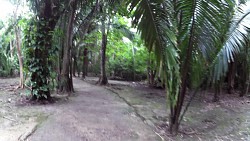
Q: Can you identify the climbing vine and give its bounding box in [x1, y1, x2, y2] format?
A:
[23, 18, 52, 99]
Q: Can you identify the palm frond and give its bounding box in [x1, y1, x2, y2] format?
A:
[128, 0, 180, 105]
[178, 0, 236, 86]
[211, 9, 250, 81]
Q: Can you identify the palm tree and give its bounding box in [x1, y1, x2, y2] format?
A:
[209, 2, 250, 99]
[127, 0, 250, 134]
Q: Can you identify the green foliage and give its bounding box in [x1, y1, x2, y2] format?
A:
[0, 22, 19, 77]
[107, 33, 148, 80]
[127, 0, 250, 133]
[0, 51, 18, 77]
[23, 17, 55, 98]
[0, 20, 4, 30]
[104, 16, 148, 80]
[128, 0, 250, 103]
[128, 0, 180, 107]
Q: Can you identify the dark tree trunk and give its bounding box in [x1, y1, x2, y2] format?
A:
[169, 7, 195, 134]
[98, 34, 108, 85]
[147, 52, 156, 85]
[30, 0, 60, 101]
[69, 53, 74, 93]
[227, 62, 236, 94]
[98, 12, 109, 85]
[82, 48, 88, 78]
[77, 47, 81, 77]
[240, 43, 249, 97]
[240, 64, 250, 97]
[213, 80, 222, 102]
[60, 0, 77, 93]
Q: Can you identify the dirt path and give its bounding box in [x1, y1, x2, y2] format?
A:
[27, 78, 161, 141]
[1, 77, 250, 140]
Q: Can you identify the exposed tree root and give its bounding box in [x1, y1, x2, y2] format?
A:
[18, 124, 38, 141]
[2, 116, 17, 122]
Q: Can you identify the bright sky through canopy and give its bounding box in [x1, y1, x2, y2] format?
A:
[0, 0, 249, 22]
[0, 0, 14, 21]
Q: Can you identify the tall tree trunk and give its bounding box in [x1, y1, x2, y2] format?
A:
[13, 4, 24, 88]
[77, 47, 81, 77]
[15, 26, 24, 88]
[29, 0, 61, 101]
[60, 0, 77, 93]
[58, 15, 66, 91]
[69, 53, 74, 93]
[98, 13, 109, 85]
[98, 27, 108, 84]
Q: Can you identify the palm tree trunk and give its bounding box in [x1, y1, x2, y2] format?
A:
[169, 1, 196, 134]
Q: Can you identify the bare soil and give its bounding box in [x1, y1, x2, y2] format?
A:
[0, 77, 250, 141]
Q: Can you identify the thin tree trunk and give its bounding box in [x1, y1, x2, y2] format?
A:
[98, 30, 108, 84]
[147, 52, 151, 85]
[15, 26, 24, 88]
[98, 11, 109, 85]
[82, 48, 88, 78]
[77, 47, 81, 77]
[13, 3, 24, 88]
[69, 51, 74, 93]
[132, 45, 135, 81]
[10, 40, 13, 58]
[147, 52, 156, 85]
[73, 56, 77, 77]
